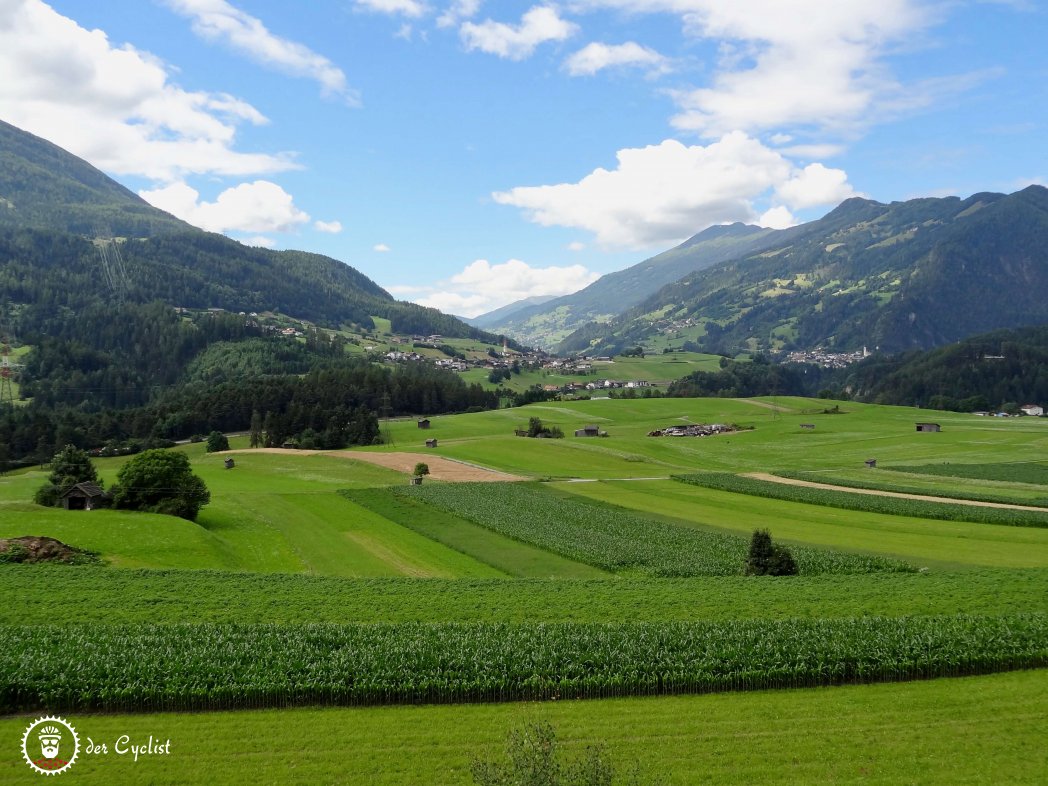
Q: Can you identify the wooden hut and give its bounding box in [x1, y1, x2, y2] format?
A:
[60, 482, 107, 511]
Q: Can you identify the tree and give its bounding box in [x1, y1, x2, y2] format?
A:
[249, 409, 262, 448]
[413, 462, 430, 478]
[110, 449, 210, 521]
[34, 444, 99, 507]
[745, 529, 798, 576]
[205, 430, 229, 453]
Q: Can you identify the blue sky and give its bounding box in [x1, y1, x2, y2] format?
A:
[1, 1, 1045, 317]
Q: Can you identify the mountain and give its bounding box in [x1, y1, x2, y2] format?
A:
[558, 187, 1048, 356]
[465, 295, 558, 329]
[0, 118, 510, 342]
[0, 119, 189, 237]
[481, 222, 778, 348]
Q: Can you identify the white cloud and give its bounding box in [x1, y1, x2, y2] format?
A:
[564, 41, 670, 77]
[758, 206, 795, 229]
[774, 163, 857, 210]
[164, 0, 358, 104]
[0, 0, 296, 182]
[314, 220, 343, 233]
[356, 0, 429, 17]
[572, 1, 930, 138]
[461, 6, 577, 60]
[240, 235, 276, 248]
[374, 243, 392, 252]
[404, 258, 600, 317]
[437, 0, 482, 28]
[494, 133, 859, 248]
[140, 180, 310, 233]
[567, 241, 586, 251]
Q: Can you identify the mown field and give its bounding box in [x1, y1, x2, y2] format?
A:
[2, 396, 1047, 783]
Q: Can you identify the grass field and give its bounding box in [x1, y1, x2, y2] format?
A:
[3, 395, 1048, 783]
[1, 671, 1044, 785]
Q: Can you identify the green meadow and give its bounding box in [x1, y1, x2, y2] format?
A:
[2, 395, 1047, 783]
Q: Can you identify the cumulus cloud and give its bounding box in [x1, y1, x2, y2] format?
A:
[355, 0, 429, 17]
[758, 206, 796, 230]
[437, 0, 482, 28]
[140, 180, 310, 233]
[774, 163, 857, 210]
[373, 243, 392, 252]
[461, 6, 577, 60]
[571, 1, 930, 138]
[398, 258, 600, 317]
[494, 133, 861, 248]
[564, 41, 670, 77]
[163, 0, 358, 104]
[314, 220, 343, 233]
[0, 0, 296, 182]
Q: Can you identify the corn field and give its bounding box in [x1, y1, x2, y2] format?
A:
[387, 483, 912, 575]
[2, 614, 1044, 713]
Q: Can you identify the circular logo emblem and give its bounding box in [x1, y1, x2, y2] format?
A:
[21, 716, 79, 775]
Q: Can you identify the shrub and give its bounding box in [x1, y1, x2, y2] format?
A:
[471, 722, 622, 786]
[745, 529, 798, 576]
[413, 462, 430, 477]
[205, 431, 230, 453]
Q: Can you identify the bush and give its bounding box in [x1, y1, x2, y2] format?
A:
[413, 462, 430, 477]
[205, 431, 230, 453]
[745, 529, 798, 576]
[471, 722, 625, 786]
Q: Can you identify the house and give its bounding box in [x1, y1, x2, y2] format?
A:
[1021, 404, 1044, 417]
[574, 425, 602, 437]
[417, 418, 431, 429]
[60, 482, 107, 511]
[425, 438, 438, 448]
[915, 423, 941, 432]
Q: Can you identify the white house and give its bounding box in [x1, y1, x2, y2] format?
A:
[1020, 404, 1044, 417]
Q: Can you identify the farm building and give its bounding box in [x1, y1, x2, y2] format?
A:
[417, 418, 431, 429]
[915, 423, 941, 432]
[425, 438, 438, 448]
[1021, 404, 1044, 417]
[865, 459, 877, 468]
[60, 482, 107, 511]
[800, 423, 815, 430]
[574, 425, 603, 437]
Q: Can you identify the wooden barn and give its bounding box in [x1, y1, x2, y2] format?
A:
[915, 423, 941, 432]
[60, 482, 107, 511]
[417, 419, 431, 429]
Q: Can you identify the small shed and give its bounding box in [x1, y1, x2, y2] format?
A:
[915, 423, 941, 433]
[800, 423, 816, 430]
[60, 482, 107, 511]
[417, 418, 431, 429]
[574, 425, 601, 437]
[410, 475, 423, 485]
[864, 459, 877, 468]
[425, 438, 438, 448]
[224, 458, 235, 469]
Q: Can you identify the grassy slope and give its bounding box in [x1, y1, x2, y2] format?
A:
[1, 671, 1044, 785]
[359, 396, 1048, 479]
[554, 480, 1048, 569]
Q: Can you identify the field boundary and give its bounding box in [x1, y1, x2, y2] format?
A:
[746, 473, 1048, 512]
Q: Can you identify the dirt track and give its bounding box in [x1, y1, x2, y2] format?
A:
[743, 472, 1048, 512]
[223, 448, 526, 482]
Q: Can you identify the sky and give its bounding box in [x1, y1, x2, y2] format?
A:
[1, 1, 1045, 318]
